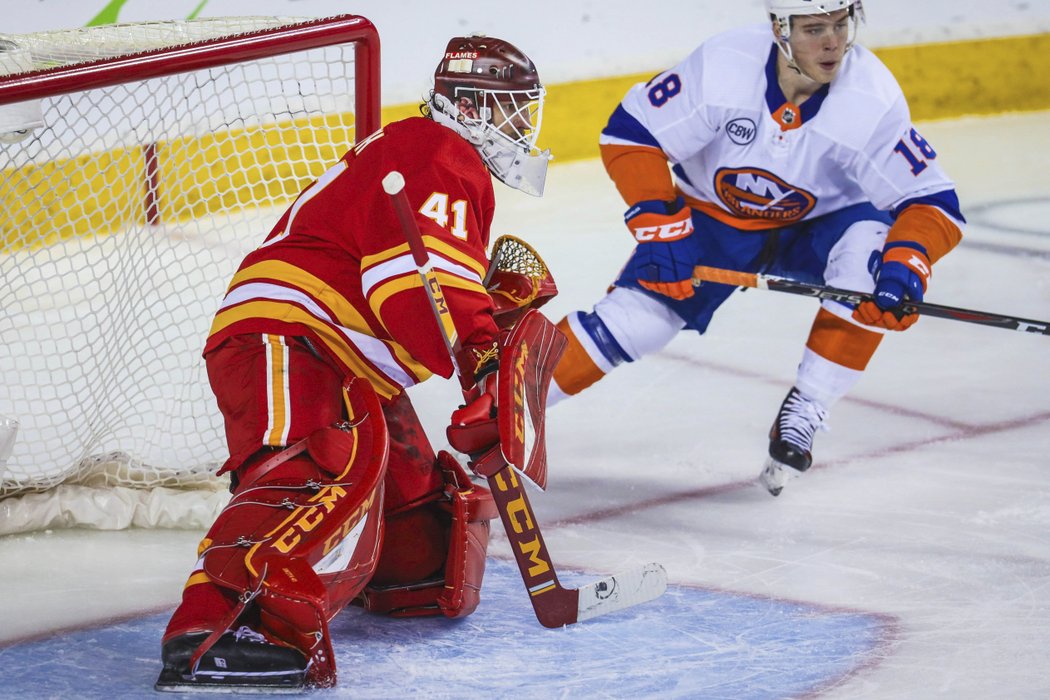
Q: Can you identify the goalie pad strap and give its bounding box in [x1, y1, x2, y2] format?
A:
[240, 439, 309, 486]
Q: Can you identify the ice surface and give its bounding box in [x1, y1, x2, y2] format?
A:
[1, 112, 1048, 698]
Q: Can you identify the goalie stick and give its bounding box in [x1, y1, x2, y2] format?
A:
[693, 265, 1050, 337]
[383, 170, 667, 628]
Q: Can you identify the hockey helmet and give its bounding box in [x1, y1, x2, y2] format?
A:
[765, 0, 865, 46]
[429, 35, 550, 197]
[765, 0, 865, 71]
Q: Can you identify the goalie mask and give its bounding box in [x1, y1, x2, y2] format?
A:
[765, 0, 865, 68]
[429, 35, 550, 197]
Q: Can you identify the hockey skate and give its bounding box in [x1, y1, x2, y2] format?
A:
[760, 387, 828, 496]
[155, 625, 309, 693]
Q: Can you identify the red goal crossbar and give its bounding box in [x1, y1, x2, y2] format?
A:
[0, 14, 381, 137]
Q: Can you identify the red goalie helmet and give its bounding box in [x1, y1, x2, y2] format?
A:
[429, 35, 550, 197]
[434, 35, 541, 94]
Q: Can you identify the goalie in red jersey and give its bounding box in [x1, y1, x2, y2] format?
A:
[156, 35, 555, 692]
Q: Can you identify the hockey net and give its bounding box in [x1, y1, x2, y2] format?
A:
[0, 15, 380, 535]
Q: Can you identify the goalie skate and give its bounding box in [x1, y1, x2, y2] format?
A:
[155, 626, 308, 693]
[760, 387, 828, 496]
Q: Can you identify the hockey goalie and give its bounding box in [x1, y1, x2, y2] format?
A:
[156, 34, 560, 692]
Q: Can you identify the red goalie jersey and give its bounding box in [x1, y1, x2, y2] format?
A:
[205, 117, 499, 400]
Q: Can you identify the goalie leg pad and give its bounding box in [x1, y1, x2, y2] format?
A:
[251, 554, 337, 688]
[162, 570, 241, 644]
[381, 391, 444, 510]
[358, 452, 497, 618]
[168, 380, 387, 687]
[491, 309, 568, 489]
[203, 378, 388, 598]
[436, 451, 497, 618]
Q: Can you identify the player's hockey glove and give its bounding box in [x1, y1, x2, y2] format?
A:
[853, 241, 931, 331]
[626, 197, 699, 300]
[447, 339, 501, 469]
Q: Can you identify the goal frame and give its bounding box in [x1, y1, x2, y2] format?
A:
[0, 14, 381, 534]
[0, 14, 380, 132]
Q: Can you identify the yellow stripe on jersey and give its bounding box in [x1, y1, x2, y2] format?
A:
[210, 300, 408, 398]
[360, 235, 488, 280]
[227, 260, 374, 334]
[367, 270, 489, 321]
[264, 334, 290, 447]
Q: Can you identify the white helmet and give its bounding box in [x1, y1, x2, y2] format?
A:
[428, 35, 550, 197]
[765, 0, 866, 66]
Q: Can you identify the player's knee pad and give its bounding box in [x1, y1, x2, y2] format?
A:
[818, 220, 892, 332]
[358, 451, 497, 619]
[553, 287, 683, 400]
[595, 286, 685, 359]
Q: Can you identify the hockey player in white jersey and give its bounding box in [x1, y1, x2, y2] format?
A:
[550, 0, 964, 495]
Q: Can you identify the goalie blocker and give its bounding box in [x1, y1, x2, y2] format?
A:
[451, 307, 670, 628]
[460, 307, 562, 490]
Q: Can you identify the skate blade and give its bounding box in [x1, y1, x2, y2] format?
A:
[759, 458, 796, 497]
[155, 669, 306, 694]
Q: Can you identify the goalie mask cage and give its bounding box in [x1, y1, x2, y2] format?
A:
[0, 15, 380, 535]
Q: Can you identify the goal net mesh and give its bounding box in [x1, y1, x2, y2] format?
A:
[0, 16, 376, 532]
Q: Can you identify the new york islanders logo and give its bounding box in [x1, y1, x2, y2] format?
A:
[714, 167, 816, 223]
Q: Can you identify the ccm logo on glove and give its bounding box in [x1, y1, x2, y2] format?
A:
[632, 218, 694, 242]
[852, 241, 931, 331]
[625, 198, 694, 242]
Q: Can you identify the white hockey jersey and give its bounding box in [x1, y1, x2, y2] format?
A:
[600, 24, 963, 231]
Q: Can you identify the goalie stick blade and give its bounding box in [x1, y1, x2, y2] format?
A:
[575, 562, 668, 624]
[487, 466, 668, 628]
[530, 562, 668, 628]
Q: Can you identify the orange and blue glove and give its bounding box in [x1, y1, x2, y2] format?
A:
[853, 242, 931, 331]
[626, 197, 699, 300]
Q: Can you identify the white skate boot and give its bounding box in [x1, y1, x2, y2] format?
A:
[760, 387, 828, 496]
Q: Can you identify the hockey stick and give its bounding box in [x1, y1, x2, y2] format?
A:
[382, 170, 667, 628]
[693, 265, 1050, 336]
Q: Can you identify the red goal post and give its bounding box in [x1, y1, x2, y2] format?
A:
[0, 15, 380, 534]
